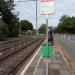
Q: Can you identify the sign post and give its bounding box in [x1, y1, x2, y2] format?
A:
[40, 0, 55, 75]
[46, 16, 48, 75]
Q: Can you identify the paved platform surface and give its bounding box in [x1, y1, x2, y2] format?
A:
[23, 46, 75, 75]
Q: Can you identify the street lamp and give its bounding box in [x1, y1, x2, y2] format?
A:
[18, 0, 38, 36]
[36, 0, 38, 36]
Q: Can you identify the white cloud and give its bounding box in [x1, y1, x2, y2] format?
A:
[14, 0, 75, 29]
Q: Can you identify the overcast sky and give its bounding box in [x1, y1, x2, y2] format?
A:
[14, 0, 75, 29]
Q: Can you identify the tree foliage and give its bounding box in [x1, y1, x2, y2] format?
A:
[20, 20, 33, 34]
[0, 20, 8, 40]
[39, 24, 46, 34]
[0, 0, 19, 37]
[54, 15, 75, 34]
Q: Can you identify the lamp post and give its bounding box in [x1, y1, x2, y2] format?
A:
[18, 0, 38, 36]
[36, 0, 38, 36]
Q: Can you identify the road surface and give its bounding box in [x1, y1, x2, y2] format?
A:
[54, 34, 75, 60]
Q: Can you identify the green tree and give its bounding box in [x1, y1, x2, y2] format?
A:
[39, 24, 46, 34]
[7, 0, 14, 10]
[0, 0, 19, 37]
[20, 20, 33, 34]
[55, 15, 75, 34]
[0, 20, 8, 40]
[53, 27, 57, 33]
[8, 15, 19, 37]
[0, 0, 11, 24]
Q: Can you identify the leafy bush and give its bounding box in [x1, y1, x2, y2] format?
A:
[0, 20, 8, 40]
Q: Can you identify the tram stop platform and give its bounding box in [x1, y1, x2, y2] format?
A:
[20, 45, 75, 75]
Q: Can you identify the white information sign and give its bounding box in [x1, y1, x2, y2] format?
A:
[40, 0, 55, 15]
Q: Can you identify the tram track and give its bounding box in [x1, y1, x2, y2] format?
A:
[0, 37, 44, 75]
[0, 37, 35, 60]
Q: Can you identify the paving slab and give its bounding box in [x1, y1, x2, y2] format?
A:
[24, 46, 75, 75]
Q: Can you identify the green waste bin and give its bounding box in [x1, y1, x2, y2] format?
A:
[41, 43, 53, 58]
